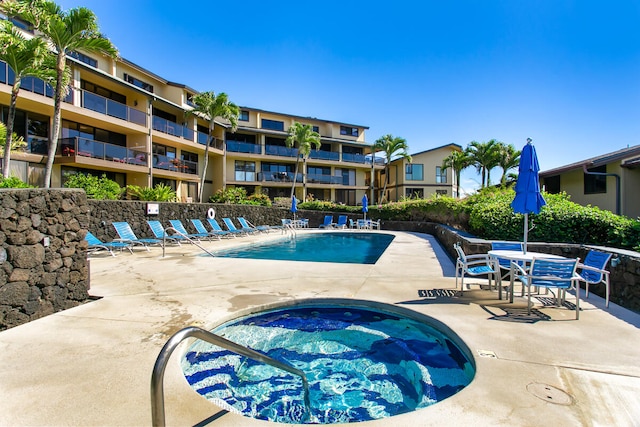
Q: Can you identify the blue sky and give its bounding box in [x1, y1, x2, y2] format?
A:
[57, 0, 640, 194]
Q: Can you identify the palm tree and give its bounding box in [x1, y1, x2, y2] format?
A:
[465, 139, 500, 188]
[0, 20, 55, 178]
[2, 0, 118, 187]
[441, 149, 472, 198]
[496, 143, 521, 186]
[285, 122, 321, 200]
[186, 91, 239, 202]
[373, 134, 411, 203]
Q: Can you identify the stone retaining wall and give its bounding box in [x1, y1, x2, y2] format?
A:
[0, 189, 89, 330]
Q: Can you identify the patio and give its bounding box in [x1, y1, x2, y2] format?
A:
[0, 230, 638, 426]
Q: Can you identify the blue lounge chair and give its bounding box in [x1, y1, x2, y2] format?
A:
[335, 215, 348, 229]
[454, 243, 499, 292]
[207, 218, 244, 237]
[491, 241, 525, 280]
[238, 217, 271, 233]
[112, 221, 162, 250]
[222, 217, 254, 235]
[85, 231, 132, 256]
[168, 219, 211, 241]
[147, 220, 186, 245]
[190, 219, 229, 239]
[578, 250, 612, 307]
[516, 257, 582, 319]
[319, 215, 334, 229]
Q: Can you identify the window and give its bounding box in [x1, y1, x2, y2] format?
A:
[335, 168, 355, 185]
[336, 189, 356, 205]
[181, 150, 198, 174]
[152, 143, 176, 158]
[262, 119, 284, 131]
[544, 175, 560, 194]
[436, 166, 447, 183]
[340, 126, 359, 137]
[239, 110, 249, 121]
[584, 165, 607, 194]
[81, 80, 126, 104]
[226, 132, 256, 144]
[62, 120, 126, 146]
[152, 177, 176, 190]
[235, 161, 256, 181]
[312, 125, 320, 133]
[405, 163, 424, 181]
[436, 189, 448, 196]
[69, 51, 97, 68]
[124, 73, 154, 93]
[406, 188, 424, 198]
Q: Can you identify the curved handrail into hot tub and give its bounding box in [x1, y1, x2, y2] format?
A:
[151, 326, 311, 427]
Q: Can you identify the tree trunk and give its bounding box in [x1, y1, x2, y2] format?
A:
[3, 83, 20, 178]
[199, 123, 214, 203]
[44, 54, 66, 188]
[290, 155, 300, 199]
[381, 164, 390, 203]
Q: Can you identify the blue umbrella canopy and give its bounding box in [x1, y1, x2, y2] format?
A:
[511, 139, 546, 252]
[362, 194, 368, 220]
[291, 196, 298, 213]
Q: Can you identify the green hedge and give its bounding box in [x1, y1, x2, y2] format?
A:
[465, 188, 640, 251]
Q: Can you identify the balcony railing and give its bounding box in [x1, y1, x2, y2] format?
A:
[257, 172, 302, 183]
[342, 153, 367, 164]
[226, 141, 261, 154]
[152, 116, 194, 141]
[152, 153, 197, 175]
[308, 150, 340, 161]
[59, 137, 147, 165]
[81, 89, 147, 126]
[265, 145, 297, 157]
[306, 173, 343, 185]
[197, 131, 225, 150]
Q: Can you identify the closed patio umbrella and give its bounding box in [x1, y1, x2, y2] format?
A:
[362, 194, 368, 221]
[291, 195, 298, 220]
[510, 138, 546, 253]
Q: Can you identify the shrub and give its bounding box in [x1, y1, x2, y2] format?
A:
[247, 192, 272, 206]
[126, 183, 176, 201]
[0, 176, 33, 188]
[64, 173, 123, 199]
[466, 188, 640, 250]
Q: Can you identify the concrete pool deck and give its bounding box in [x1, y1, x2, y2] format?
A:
[0, 230, 639, 426]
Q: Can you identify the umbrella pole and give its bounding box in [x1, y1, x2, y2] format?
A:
[523, 213, 528, 254]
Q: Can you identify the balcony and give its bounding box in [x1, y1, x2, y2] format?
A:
[152, 153, 197, 175]
[265, 145, 297, 157]
[257, 172, 302, 183]
[197, 131, 225, 150]
[342, 153, 367, 164]
[308, 150, 340, 161]
[226, 141, 261, 154]
[152, 116, 194, 141]
[58, 137, 147, 165]
[306, 173, 343, 185]
[81, 90, 147, 126]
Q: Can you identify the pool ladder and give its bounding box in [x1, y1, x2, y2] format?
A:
[151, 326, 311, 426]
[161, 227, 216, 258]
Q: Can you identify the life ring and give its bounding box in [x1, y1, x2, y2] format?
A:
[207, 208, 215, 219]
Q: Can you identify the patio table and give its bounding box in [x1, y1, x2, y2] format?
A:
[488, 250, 567, 302]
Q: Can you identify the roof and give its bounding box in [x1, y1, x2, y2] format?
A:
[539, 145, 640, 176]
[385, 143, 462, 165]
[239, 106, 369, 130]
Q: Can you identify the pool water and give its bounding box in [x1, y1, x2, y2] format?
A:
[213, 232, 395, 264]
[181, 301, 475, 424]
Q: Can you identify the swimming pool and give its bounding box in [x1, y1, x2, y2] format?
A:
[181, 299, 475, 424]
[213, 232, 394, 264]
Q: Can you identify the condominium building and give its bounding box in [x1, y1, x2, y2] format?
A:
[375, 144, 463, 202]
[0, 14, 381, 203]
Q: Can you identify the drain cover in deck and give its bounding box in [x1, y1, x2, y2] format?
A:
[526, 382, 573, 405]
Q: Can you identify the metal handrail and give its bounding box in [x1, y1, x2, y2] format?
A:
[161, 227, 216, 258]
[151, 326, 311, 427]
